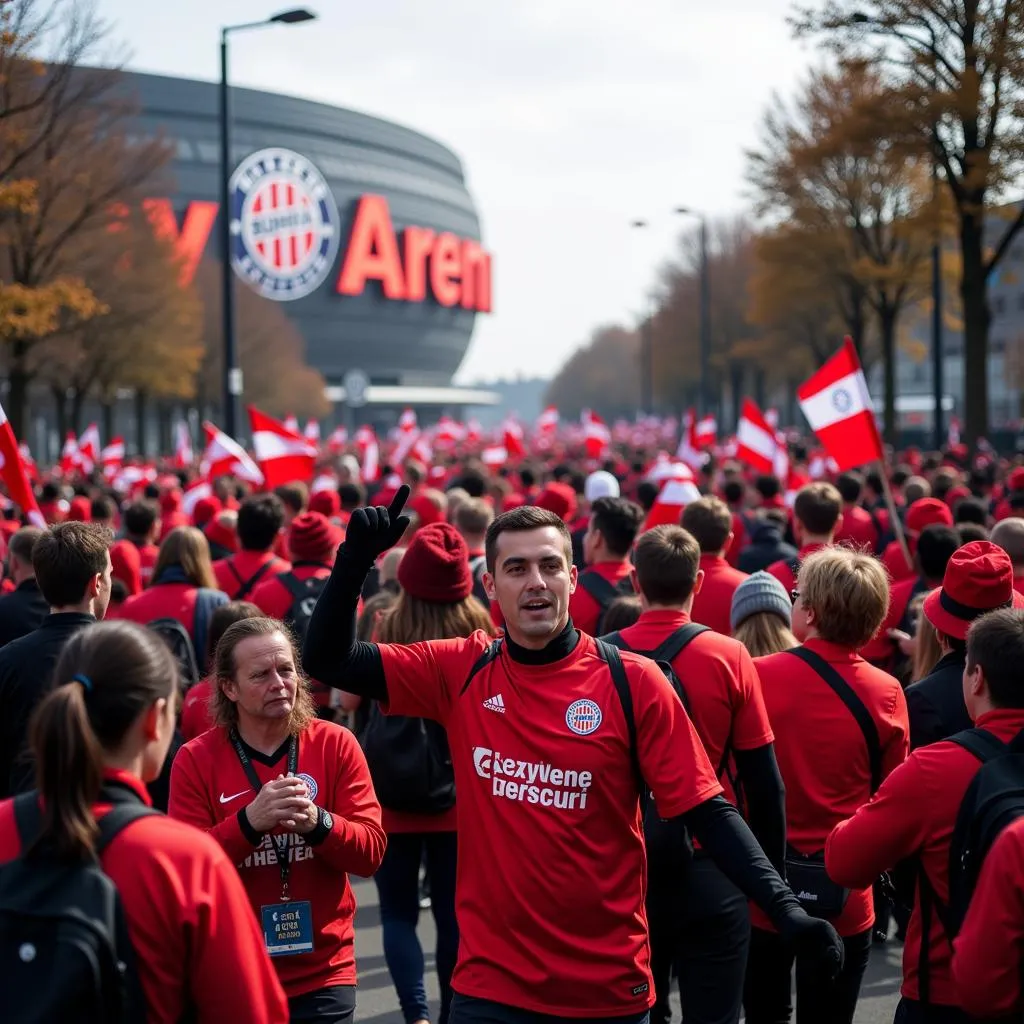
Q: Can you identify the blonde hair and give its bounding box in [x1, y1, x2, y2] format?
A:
[733, 611, 799, 659]
[911, 596, 942, 682]
[153, 526, 217, 590]
[375, 592, 496, 645]
[211, 617, 316, 734]
[799, 547, 891, 649]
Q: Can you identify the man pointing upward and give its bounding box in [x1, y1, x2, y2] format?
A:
[304, 489, 842, 1023]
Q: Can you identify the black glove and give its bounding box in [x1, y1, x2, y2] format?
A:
[339, 484, 412, 570]
[780, 913, 845, 981]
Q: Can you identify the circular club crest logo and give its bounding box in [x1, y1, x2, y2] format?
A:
[831, 387, 854, 414]
[228, 147, 339, 302]
[565, 699, 603, 736]
[296, 773, 318, 803]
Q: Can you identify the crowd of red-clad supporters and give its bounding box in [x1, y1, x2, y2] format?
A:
[2, 436, 1024, 1023]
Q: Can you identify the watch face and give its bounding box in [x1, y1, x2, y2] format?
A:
[322, 811, 333, 830]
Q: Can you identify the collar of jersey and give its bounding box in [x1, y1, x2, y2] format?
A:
[503, 619, 580, 665]
[234, 731, 293, 766]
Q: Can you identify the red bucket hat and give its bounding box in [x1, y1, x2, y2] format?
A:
[924, 540, 1024, 640]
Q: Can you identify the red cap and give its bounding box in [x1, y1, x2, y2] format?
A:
[192, 496, 222, 529]
[535, 482, 577, 523]
[397, 522, 472, 602]
[906, 497, 954, 534]
[66, 496, 91, 522]
[309, 489, 341, 519]
[945, 485, 972, 509]
[288, 511, 342, 562]
[923, 540, 1024, 640]
[204, 514, 238, 554]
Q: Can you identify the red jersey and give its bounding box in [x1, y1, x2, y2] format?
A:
[214, 550, 292, 601]
[179, 678, 215, 742]
[0, 770, 287, 1024]
[953, 815, 1024, 1018]
[882, 539, 915, 582]
[690, 555, 747, 636]
[834, 505, 879, 553]
[570, 560, 634, 635]
[377, 630, 722, 1017]
[755, 639, 909, 936]
[765, 542, 827, 594]
[115, 581, 222, 646]
[827, 708, 1024, 1006]
[251, 565, 331, 621]
[616, 609, 772, 802]
[168, 719, 386, 999]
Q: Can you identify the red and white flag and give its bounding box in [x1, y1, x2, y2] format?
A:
[283, 414, 300, 435]
[355, 425, 380, 483]
[694, 415, 717, 449]
[181, 480, 213, 519]
[582, 409, 610, 459]
[101, 438, 125, 479]
[311, 472, 338, 495]
[481, 445, 508, 467]
[304, 419, 321, 445]
[398, 408, 417, 433]
[173, 421, 194, 469]
[201, 422, 265, 485]
[643, 475, 703, 531]
[536, 405, 559, 436]
[0, 402, 44, 526]
[327, 425, 348, 452]
[464, 419, 482, 446]
[434, 415, 465, 446]
[676, 410, 706, 471]
[60, 432, 79, 476]
[502, 417, 526, 460]
[77, 423, 100, 474]
[797, 338, 883, 471]
[248, 407, 318, 489]
[18, 444, 38, 485]
[736, 399, 779, 475]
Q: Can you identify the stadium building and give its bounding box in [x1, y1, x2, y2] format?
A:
[129, 70, 497, 428]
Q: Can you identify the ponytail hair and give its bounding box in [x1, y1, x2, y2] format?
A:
[28, 620, 179, 860]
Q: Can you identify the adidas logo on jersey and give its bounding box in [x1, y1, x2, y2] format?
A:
[483, 693, 506, 714]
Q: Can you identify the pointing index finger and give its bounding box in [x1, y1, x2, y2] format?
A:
[388, 484, 411, 521]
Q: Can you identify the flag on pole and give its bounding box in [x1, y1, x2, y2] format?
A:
[582, 410, 610, 459]
[248, 407, 318, 489]
[797, 338, 883, 471]
[736, 399, 779, 475]
[77, 423, 100, 474]
[0, 402, 44, 526]
[200, 422, 265, 485]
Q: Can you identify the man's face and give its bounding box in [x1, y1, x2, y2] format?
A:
[484, 526, 577, 646]
[92, 552, 113, 620]
[222, 631, 299, 724]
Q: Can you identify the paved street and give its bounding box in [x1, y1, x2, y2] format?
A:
[349, 877, 902, 1023]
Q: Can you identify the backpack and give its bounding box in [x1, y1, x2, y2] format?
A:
[227, 558, 276, 601]
[914, 726, 1024, 1007]
[577, 570, 636, 634]
[783, 646, 882, 919]
[361, 709, 455, 814]
[0, 784, 159, 1024]
[146, 587, 226, 687]
[278, 567, 331, 643]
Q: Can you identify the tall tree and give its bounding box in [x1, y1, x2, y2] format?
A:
[748, 63, 933, 441]
[544, 324, 640, 420]
[0, 0, 170, 435]
[794, 0, 1024, 445]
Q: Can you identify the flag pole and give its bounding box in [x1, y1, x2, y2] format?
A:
[876, 460, 912, 570]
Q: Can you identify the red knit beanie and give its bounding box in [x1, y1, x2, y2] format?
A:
[397, 522, 473, 602]
[289, 511, 343, 562]
[535, 482, 577, 523]
[309, 489, 341, 519]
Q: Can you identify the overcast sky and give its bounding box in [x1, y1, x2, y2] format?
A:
[96, 0, 814, 385]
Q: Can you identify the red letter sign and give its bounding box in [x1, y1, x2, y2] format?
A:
[336, 194, 407, 300]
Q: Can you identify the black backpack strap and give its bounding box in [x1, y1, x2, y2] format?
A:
[578, 571, 620, 609]
[595, 638, 647, 814]
[460, 639, 503, 696]
[947, 727, 1009, 764]
[788, 646, 883, 793]
[601, 630, 630, 652]
[650, 623, 711, 664]
[12, 791, 41, 844]
[227, 559, 245, 588]
[278, 571, 310, 601]
[234, 559, 274, 600]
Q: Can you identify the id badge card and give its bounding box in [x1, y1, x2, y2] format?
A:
[261, 900, 314, 956]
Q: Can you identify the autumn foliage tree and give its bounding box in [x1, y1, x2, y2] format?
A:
[544, 324, 640, 421]
[0, 0, 172, 436]
[795, 0, 1024, 445]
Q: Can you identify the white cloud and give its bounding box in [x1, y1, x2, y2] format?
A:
[97, 0, 810, 383]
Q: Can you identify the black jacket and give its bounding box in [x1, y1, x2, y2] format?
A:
[0, 611, 96, 798]
[0, 579, 49, 648]
[737, 521, 798, 575]
[904, 650, 971, 750]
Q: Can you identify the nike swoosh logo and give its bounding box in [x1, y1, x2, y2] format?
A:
[219, 789, 250, 804]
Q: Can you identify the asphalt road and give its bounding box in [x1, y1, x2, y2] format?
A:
[349, 877, 902, 1024]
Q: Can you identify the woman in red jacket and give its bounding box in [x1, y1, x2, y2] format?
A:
[0, 619, 287, 1024]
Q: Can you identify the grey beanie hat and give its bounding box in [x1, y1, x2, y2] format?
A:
[730, 571, 793, 633]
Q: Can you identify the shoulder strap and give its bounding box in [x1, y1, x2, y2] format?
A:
[578, 571, 619, 607]
[595, 637, 647, 811]
[96, 803, 162, 853]
[601, 630, 630, 652]
[948, 727, 1009, 764]
[12, 791, 41, 845]
[788, 646, 883, 793]
[459, 639, 504, 696]
[278, 571, 310, 601]
[227, 559, 245, 588]
[235, 559, 274, 599]
[651, 623, 711, 664]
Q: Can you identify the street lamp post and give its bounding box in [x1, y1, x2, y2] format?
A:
[219, 8, 317, 439]
[676, 208, 711, 417]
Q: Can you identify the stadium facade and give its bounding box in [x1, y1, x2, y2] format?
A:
[127, 70, 497, 421]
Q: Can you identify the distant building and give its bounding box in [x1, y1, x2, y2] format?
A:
[465, 377, 550, 428]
